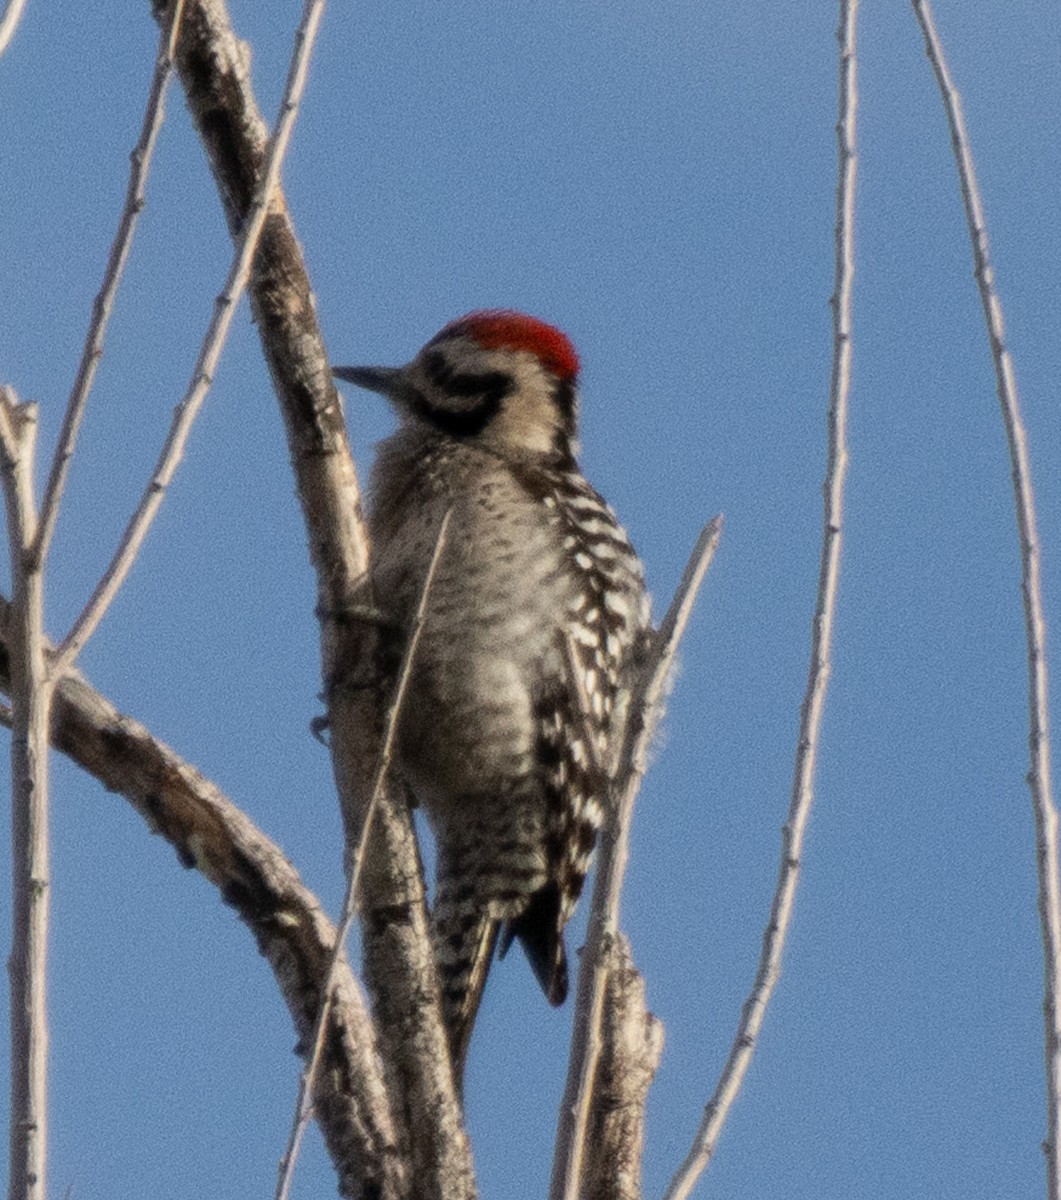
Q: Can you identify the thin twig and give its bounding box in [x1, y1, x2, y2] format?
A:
[551, 516, 722, 1200]
[0, 0, 27, 58]
[54, 0, 326, 673]
[663, 4, 858, 1196]
[275, 510, 451, 1200]
[911, 5, 1061, 1195]
[31, 0, 186, 571]
[0, 387, 51, 1200]
[343, 509, 451, 927]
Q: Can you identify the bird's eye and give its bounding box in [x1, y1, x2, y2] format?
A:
[424, 350, 511, 403]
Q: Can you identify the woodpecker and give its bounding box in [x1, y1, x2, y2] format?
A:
[334, 310, 649, 1072]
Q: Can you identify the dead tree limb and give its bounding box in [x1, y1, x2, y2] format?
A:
[151, 2, 473, 1195]
[581, 934, 664, 1200]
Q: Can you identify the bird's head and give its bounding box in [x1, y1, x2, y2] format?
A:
[334, 309, 581, 460]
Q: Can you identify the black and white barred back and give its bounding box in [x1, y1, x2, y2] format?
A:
[335, 312, 649, 1074]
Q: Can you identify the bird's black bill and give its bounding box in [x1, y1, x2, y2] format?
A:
[332, 364, 402, 396]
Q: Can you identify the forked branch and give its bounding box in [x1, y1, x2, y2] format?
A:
[0, 596, 403, 1199]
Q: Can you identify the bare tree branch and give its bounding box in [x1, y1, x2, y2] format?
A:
[0, 0, 27, 59]
[0, 389, 50, 1200]
[0, 596, 404, 1200]
[551, 516, 722, 1200]
[55, 0, 323, 673]
[911, 5, 1061, 1195]
[581, 934, 663, 1200]
[664, 4, 858, 1195]
[152, 3, 474, 1195]
[32, 0, 186, 572]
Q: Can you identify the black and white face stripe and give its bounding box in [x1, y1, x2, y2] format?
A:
[413, 348, 514, 437]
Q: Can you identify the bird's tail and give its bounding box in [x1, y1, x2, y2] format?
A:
[432, 814, 554, 1076]
[431, 886, 501, 1077]
[499, 880, 569, 1005]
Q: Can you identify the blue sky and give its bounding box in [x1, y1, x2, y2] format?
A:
[1, 3, 1060, 1197]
